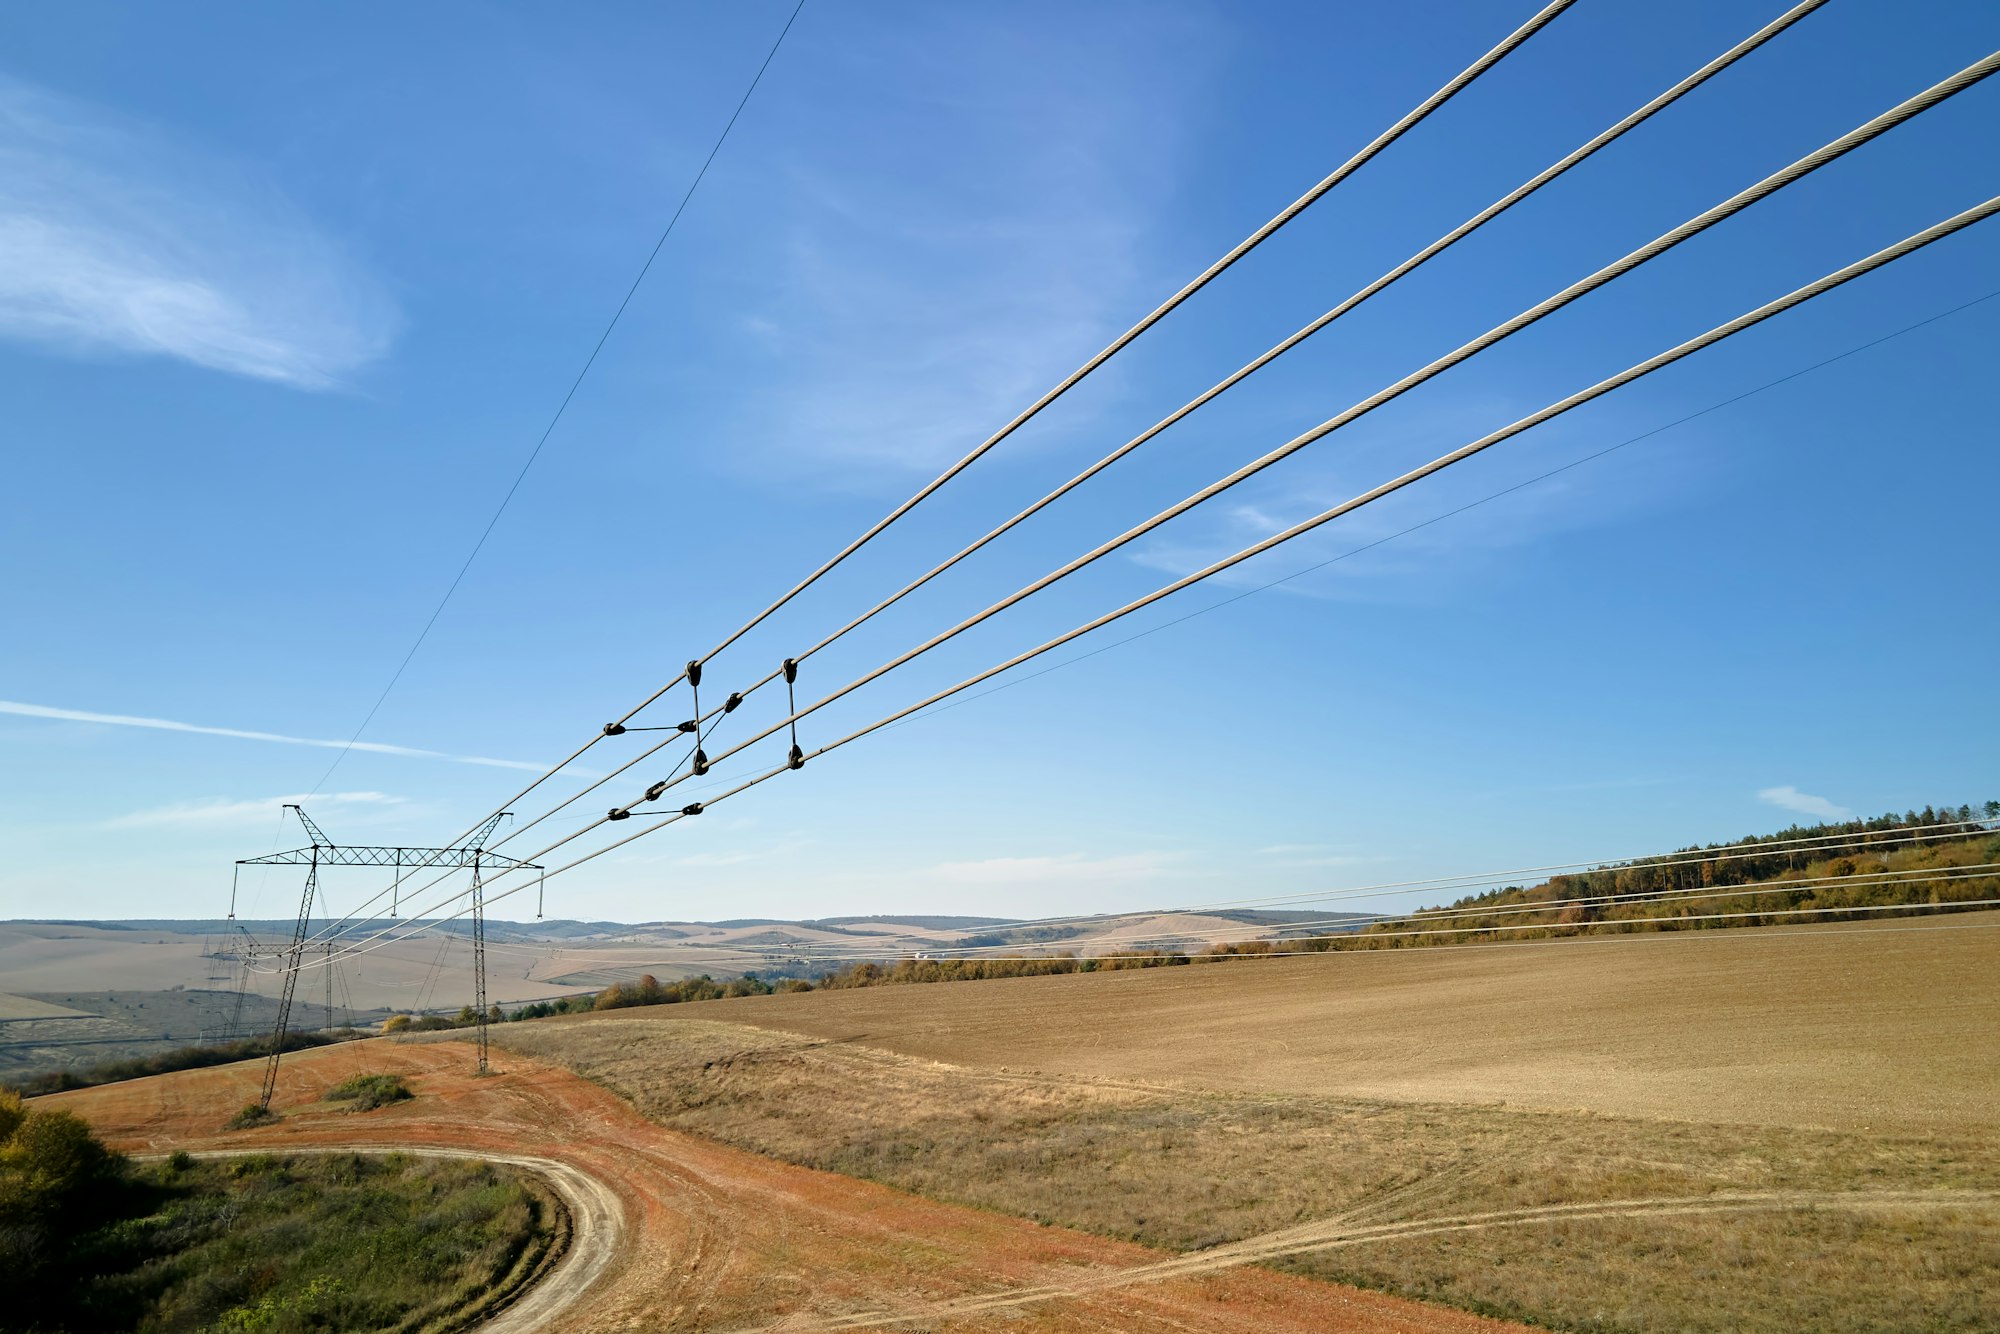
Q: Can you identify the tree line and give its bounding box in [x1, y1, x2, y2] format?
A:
[1311, 803, 1998, 951]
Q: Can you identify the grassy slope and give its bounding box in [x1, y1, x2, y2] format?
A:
[44, 1152, 558, 1333]
[490, 913, 2000, 1333]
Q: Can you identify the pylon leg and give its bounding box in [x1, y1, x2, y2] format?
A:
[472, 855, 489, 1075]
[260, 852, 317, 1111]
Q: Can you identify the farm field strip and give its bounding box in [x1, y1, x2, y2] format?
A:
[687, 910, 2000, 1132]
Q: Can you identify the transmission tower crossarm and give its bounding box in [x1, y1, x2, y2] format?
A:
[286, 803, 333, 849]
[237, 844, 541, 869]
[239, 806, 532, 1094]
[467, 810, 512, 852]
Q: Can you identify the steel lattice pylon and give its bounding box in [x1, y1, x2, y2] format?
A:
[471, 851, 489, 1075]
[237, 805, 536, 1109]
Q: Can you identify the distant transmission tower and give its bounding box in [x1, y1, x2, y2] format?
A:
[470, 849, 489, 1075]
[232, 805, 538, 1110]
[323, 941, 337, 1033]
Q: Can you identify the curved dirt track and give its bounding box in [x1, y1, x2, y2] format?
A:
[54, 1038, 1534, 1333]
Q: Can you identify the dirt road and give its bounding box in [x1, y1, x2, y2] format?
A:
[56, 1038, 1533, 1333]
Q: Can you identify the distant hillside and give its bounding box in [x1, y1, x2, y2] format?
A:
[5, 914, 1023, 938]
[1206, 908, 1376, 936]
[816, 915, 1020, 930]
[1312, 803, 1998, 952]
[5, 919, 636, 940]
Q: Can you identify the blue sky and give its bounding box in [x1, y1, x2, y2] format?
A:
[1, 0, 1995, 925]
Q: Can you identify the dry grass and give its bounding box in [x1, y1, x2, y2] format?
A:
[492, 913, 2000, 1332]
[0, 991, 89, 1021]
[683, 911, 2000, 1134]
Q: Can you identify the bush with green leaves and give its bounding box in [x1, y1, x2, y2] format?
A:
[2, 1112, 555, 1334]
[325, 1073, 412, 1111]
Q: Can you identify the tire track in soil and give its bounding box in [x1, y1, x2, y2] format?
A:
[50, 1037, 1534, 1334]
[765, 1188, 2000, 1331]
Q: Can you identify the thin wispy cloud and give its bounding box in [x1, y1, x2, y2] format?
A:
[672, 850, 762, 868]
[0, 699, 556, 773]
[1758, 785, 1851, 821]
[673, 841, 804, 869]
[1127, 407, 1696, 602]
[720, 4, 1210, 479]
[930, 850, 1185, 886]
[1253, 843, 1371, 869]
[109, 790, 404, 830]
[0, 77, 395, 388]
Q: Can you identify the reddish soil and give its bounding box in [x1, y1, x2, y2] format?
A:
[54, 1037, 1529, 1333]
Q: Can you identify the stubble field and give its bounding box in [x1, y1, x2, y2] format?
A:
[490, 912, 2000, 1331]
[684, 911, 2000, 1133]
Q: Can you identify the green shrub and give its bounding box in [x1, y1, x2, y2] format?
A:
[10, 1148, 550, 1332]
[325, 1074, 412, 1111]
[590, 972, 773, 1011]
[0, 1095, 136, 1319]
[226, 1103, 280, 1131]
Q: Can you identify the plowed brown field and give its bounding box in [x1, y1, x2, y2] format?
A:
[693, 912, 2000, 1133]
[54, 1038, 1530, 1333]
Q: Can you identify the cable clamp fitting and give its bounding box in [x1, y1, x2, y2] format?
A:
[606, 808, 631, 821]
[686, 659, 703, 688]
[603, 722, 626, 737]
[677, 720, 698, 734]
[681, 802, 704, 817]
[644, 780, 668, 802]
[692, 749, 710, 776]
[787, 744, 805, 771]
[724, 691, 743, 713]
[782, 657, 798, 684]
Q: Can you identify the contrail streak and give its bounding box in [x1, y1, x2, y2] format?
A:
[0, 699, 565, 773]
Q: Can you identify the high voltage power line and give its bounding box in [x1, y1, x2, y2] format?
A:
[593, 0, 1582, 731]
[592, 57, 2000, 820]
[303, 0, 810, 798]
[694, 0, 1834, 724]
[298, 30, 1998, 959]
[871, 285, 2000, 736]
[303, 185, 2000, 969]
[755, 897, 2000, 966]
[282, 175, 2000, 974]
[235, 10, 2000, 1058]
[249, 815, 1997, 973]
[290, 0, 1584, 950]
[741, 861, 2000, 965]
